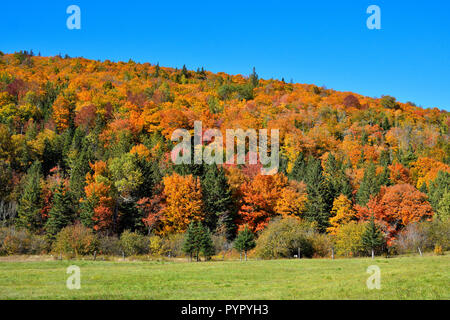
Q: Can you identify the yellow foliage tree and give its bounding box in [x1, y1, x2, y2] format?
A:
[160, 173, 204, 235]
[327, 194, 355, 235]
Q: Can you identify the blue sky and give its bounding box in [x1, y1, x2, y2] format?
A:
[1, 0, 449, 111]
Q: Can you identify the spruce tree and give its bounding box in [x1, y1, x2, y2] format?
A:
[201, 164, 235, 239]
[233, 227, 256, 261]
[428, 171, 449, 214]
[201, 228, 215, 260]
[325, 153, 352, 200]
[182, 221, 204, 262]
[45, 182, 75, 238]
[289, 152, 306, 182]
[16, 161, 43, 232]
[304, 157, 332, 232]
[356, 163, 381, 206]
[362, 215, 385, 259]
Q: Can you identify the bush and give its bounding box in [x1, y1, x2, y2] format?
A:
[255, 217, 316, 259]
[333, 221, 367, 257]
[29, 235, 50, 254]
[52, 224, 98, 258]
[309, 233, 333, 258]
[149, 235, 164, 256]
[161, 233, 185, 257]
[120, 230, 149, 256]
[98, 236, 122, 256]
[0, 227, 48, 255]
[395, 223, 428, 254]
[426, 219, 450, 251]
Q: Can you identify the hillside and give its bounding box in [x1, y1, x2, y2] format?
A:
[0, 50, 448, 250]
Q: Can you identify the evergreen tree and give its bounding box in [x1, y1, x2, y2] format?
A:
[289, 153, 306, 182]
[182, 221, 201, 261]
[304, 157, 332, 232]
[233, 227, 256, 261]
[325, 153, 352, 200]
[200, 228, 215, 260]
[201, 164, 235, 239]
[69, 142, 92, 202]
[16, 161, 43, 232]
[362, 215, 385, 259]
[249, 67, 259, 87]
[42, 138, 58, 176]
[356, 163, 381, 206]
[428, 171, 450, 214]
[45, 182, 75, 238]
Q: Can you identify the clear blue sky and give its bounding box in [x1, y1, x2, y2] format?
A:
[1, 0, 449, 111]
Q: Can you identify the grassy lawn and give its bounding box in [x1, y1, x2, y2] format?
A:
[0, 254, 448, 300]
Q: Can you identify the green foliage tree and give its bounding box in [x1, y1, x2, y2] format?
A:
[428, 171, 449, 216]
[16, 161, 43, 232]
[304, 158, 332, 232]
[233, 227, 256, 261]
[325, 153, 352, 200]
[201, 164, 235, 239]
[45, 182, 75, 238]
[182, 221, 214, 261]
[356, 163, 381, 206]
[362, 215, 385, 259]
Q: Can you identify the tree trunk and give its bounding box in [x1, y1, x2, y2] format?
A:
[240, 252, 242, 261]
[371, 248, 374, 259]
[418, 247, 423, 257]
[244, 251, 247, 261]
[331, 248, 334, 260]
[298, 247, 301, 259]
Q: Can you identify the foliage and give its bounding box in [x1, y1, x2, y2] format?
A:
[52, 223, 98, 258]
[333, 221, 367, 257]
[119, 230, 149, 256]
[255, 217, 316, 259]
[233, 226, 256, 260]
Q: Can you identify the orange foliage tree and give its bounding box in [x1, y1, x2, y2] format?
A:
[355, 184, 433, 245]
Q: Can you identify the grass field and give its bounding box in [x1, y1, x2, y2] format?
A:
[0, 254, 448, 300]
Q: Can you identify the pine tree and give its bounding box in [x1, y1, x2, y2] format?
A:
[201, 164, 235, 239]
[325, 153, 352, 200]
[233, 227, 256, 261]
[304, 158, 332, 232]
[428, 171, 449, 214]
[249, 67, 259, 87]
[182, 221, 214, 262]
[362, 215, 385, 259]
[356, 163, 381, 206]
[201, 228, 215, 260]
[69, 142, 92, 202]
[16, 161, 43, 232]
[45, 182, 75, 238]
[289, 153, 306, 182]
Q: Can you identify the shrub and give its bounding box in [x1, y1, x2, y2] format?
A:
[426, 219, 450, 251]
[395, 223, 428, 254]
[29, 235, 50, 254]
[120, 230, 149, 256]
[161, 233, 185, 257]
[434, 244, 443, 255]
[52, 224, 98, 258]
[0, 227, 48, 255]
[149, 235, 164, 256]
[333, 221, 367, 257]
[309, 233, 333, 258]
[255, 217, 316, 259]
[98, 236, 121, 256]
[0, 228, 30, 255]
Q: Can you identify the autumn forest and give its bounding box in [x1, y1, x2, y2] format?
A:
[0, 50, 448, 259]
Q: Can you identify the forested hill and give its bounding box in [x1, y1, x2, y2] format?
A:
[0, 50, 448, 245]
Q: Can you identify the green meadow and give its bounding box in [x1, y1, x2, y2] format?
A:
[0, 254, 448, 300]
